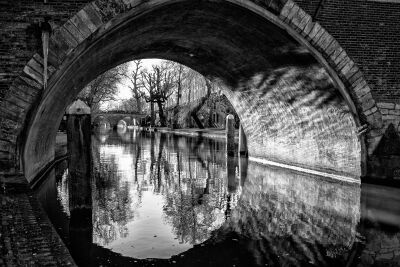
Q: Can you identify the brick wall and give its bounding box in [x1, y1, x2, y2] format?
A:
[295, 0, 400, 103]
[0, 0, 91, 170]
[0, 0, 91, 101]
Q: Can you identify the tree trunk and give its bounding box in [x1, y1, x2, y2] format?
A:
[191, 114, 204, 129]
[173, 87, 181, 129]
[156, 134, 166, 192]
[135, 95, 141, 114]
[150, 102, 155, 126]
[134, 143, 141, 183]
[173, 68, 182, 129]
[208, 100, 213, 128]
[157, 100, 166, 127]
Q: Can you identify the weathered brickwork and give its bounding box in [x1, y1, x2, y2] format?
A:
[377, 102, 400, 131]
[295, 0, 400, 103]
[0, 0, 91, 99]
[0, 0, 91, 171]
[0, 176, 75, 266]
[358, 184, 400, 265]
[359, 230, 400, 265]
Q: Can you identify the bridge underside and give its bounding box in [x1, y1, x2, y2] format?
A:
[1, 0, 376, 181]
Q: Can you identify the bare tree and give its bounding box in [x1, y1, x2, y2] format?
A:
[165, 62, 185, 128]
[164, 62, 207, 128]
[78, 64, 127, 113]
[119, 98, 137, 113]
[123, 60, 144, 113]
[140, 64, 175, 126]
[176, 67, 212, 128]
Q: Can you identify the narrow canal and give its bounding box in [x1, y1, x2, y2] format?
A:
[35, 129, 400, 266]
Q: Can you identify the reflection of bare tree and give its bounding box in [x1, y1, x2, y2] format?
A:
[134, 142, 141, 184]
[156, 134, 166, 192]
[147, 133, 170, 193]
[162, 136, 172, 186]
[189, 138, 212, 205]
[188, 156, 197, 243]
[162, 135, 229, 245]
[91, 131, 232, 251]
[92, 160, 136, 246]
[149, 132, 155, 187]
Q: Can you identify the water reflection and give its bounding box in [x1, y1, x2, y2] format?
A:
[35, 130, 400, 266]
[220, 162, 360, 266]
[358, 184, 400, 266]
[93, 131, 236, 259]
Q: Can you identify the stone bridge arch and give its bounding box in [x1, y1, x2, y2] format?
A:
[117, 119, 127, 128]
[0, 0, 382, 181]
[92, 113, 145, 129]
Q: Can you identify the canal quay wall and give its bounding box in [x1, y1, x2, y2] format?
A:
[157, 127, 239, 143]
[156, 127, 361, 184]
[0, 132, 73, 266]
[0, 176, 76, 266]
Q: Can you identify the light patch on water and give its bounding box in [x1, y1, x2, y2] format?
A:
[93, 135, 230, 258]
[56, 169, 70, 216]
[105, 191, 192, 259]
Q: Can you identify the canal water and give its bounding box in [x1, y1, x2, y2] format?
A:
[35, 129, 400, 266]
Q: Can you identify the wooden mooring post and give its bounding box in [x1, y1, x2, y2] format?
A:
[226, 114, 235, 157]
[238, 124, 248, 157]
[66, 100, 92, 211]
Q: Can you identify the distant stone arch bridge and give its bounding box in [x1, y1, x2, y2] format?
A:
[92, 113, 147, 129]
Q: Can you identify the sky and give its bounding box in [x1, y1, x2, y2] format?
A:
[116, 58, 163, 100]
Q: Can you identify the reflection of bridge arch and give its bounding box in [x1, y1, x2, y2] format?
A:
[100, 121, 110, 129]
[117, 119, 127, 128]
[94, 116, 111, 132]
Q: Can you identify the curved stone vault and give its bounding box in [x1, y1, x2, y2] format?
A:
[0, 0, 382, 181]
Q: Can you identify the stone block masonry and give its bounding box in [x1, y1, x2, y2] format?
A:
[377, 102, 400, 132]
[0, 0, 92, 100]
[0, 176, 76, 266]
[224, 64, 362, 178]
